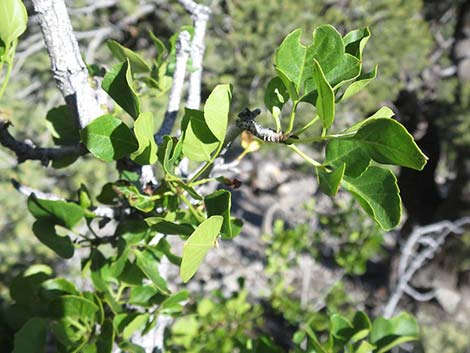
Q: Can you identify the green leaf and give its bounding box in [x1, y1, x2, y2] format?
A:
[13, 318, 47, 353]
[129, 286, 158, 307]
[81, 114, 138, 162]
[351, 311, 372, 342]
[330, 314, 354, 342]
[340, 65, 377, 101]
[316, 163, 345, 196]
[355, 341, 376, 353]
[118, 341, 145, 353]
[130, 112, 158, 165]
[353, 118, 428, 170]
[0, 0, 27, 44]
[148, 30, 167, 66]
[160, 290, 189, 314]
[40, 278, 79, 297]
[32, 220, 74, 259]
[343, 27, 371, 60]
[180, 216, 223, 283]
[145, 217, 194, 236]
[325, 139, 370, 178]
[264, 77, 289, 113]
[204, 190, 232, 238]
[122, 313, 150, 340]
[312, 59, 335, 129]
[46, 106, 80, 146]
[102, 60, 141, 119]
[275, 66, 299, 101]
[113, 181, 154, 212]
[107, 40, 151, 73]
[342, 166, 401, 231]
[135, 248, 170, 294]
[181, 108, 219, 162]
[96, 320, 114, 353]
[157, 135, 182, 176]
[28, 194, 84, 229]
[275, 26, 360, 100]
[204, 84, 232, 141]
[50, 295, 99, 321]
[371, 313, 419, 353]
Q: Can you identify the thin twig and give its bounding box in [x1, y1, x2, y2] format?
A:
[0, 120, 87, 165]
[383, 217, 470, 318]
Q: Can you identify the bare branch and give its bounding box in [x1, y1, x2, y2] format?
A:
[383, 217, 470, 318]
[155, 30, 191, 143]
[31, 0, 103, 128]
[0, 120, 87, 165]
[178, 0, 212, 109]
[11, 178, 62, 200]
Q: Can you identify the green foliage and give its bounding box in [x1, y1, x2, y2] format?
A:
[1, 16, 427, 353]
[293, 311, 419, 353]
[0, 0, 27, 46]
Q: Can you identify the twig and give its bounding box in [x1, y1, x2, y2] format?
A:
[11, 178, 62, 200]
[0, 120, 87, 165]
[178, 0, 211, 109]
[155, 30, 191, 144]
[31, 0, 103, 128]
[383, 217, 470, 318]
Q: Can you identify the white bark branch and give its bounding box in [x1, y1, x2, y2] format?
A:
[31, 0, 103, 128]
[155, 30, 191, 143]
[178, 0, 211, 109]
[383, 217, 470, 318]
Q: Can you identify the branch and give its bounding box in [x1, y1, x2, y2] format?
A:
[383, 217, 470, 318]
[0, 120, 87, 165]
[31, 0, 103, 128]
[11, 178, 62, 200]
[178, 0, 211, 109]
[155, 30, 191, 143]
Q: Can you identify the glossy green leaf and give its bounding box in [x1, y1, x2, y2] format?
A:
[342, 166, 401, 231]
[32, 220, 74, 259]
[81, 114, 138, 162]
[129, 286, 158, 307]
[28, 194, 84, 229]
[50, 295, 99, 321]
[181, 108, 219, 162]
[0, 0, 27, 44]
[345, 107, 396, 133]
[264, 77, 289, 113]
[180, 216, 223, 283]
[275, 66, 299, 101]
[160, 290, 189, 314]
[275, 25, 360, 100]
[148, 30, 167, 65]
[154, 237, 182, 265]
[102, 60, 141, 119]
[204, 84, 232, 141]
[113, 181, 154, 212]
[316, 163, 345, 196]
[204, 190, 232, 238]
[340, 65, 377, 101]
[371, 312, 419, 353]
[351, 311, 372, 342]
[353, 118, 428, 170]
[343, 27, 371, 60]
[325, 139, 370, 178]
[355, 341, 376, 353]
[130, 112, 158, 165]
[145, 217, 194, 236]
[96, 319, 114, 353]
[135, 248, 170, 294]
[107, 40, 151, 73]
[312, 59, 335, 129]
[40, 278, 79, 297]
[46, 105, 80, 146]
[118, 341, 145, 353]
[122, 313, 150, 340]
[330, 314, 354, 341]
[13, 318, 47, 353]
